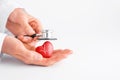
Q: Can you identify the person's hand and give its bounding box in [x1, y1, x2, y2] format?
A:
[2, 36, 72, 66]
[6, 8, 42, 43]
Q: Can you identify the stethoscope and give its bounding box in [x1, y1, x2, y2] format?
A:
[20, 29, 57, 40]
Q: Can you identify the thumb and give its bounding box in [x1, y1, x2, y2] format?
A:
[22, 21, 35, 35]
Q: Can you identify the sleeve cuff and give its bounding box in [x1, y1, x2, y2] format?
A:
[0, 33, 7, 53]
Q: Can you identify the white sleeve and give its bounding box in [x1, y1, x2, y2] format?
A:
[0, 33, 6, 53]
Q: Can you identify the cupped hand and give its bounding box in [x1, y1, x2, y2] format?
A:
[33, 49, 72, 66]
[2, 36, 72, 66]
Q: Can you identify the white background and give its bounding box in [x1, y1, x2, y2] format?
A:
[1, 0, 120, 80]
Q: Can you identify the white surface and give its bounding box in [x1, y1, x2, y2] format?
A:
[1, 0, 120, 80]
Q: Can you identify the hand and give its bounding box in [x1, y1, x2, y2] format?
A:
[6, 8, 42, 43]
[34, 49, 72, 66]
[2, 36, 72, 66]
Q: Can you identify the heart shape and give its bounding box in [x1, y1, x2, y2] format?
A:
[35, 41, 53, 58]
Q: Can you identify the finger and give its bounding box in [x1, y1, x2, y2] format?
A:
[60, 49, 73, 55]
[17, 35, 33, 43]
[13, 54, 27, 63]
[52, 49, 72, 55]
[33, 37, 38, 41]
[52, 49, 63, 54]
[34, 49, 73, 66]
[21, 21, 35, 35]
[23, 43, 35, 51]
[17, 50, 43, 64]
[47, 49, 73, 65]
[24, 51, 43, 64]
[17, 49, 72, 66]
[35, 20, 43, 34]
[32, 50, 63, 66]
[50, 49, 72, 61]
[29, 19, 43, 34]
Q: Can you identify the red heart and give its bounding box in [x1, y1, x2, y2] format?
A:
[35, 41, 53, 58]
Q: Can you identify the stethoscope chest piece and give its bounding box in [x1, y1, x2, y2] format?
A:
[38, 29, 57, 40]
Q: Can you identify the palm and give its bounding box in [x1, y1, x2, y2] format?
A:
[33, 49, 72, 66]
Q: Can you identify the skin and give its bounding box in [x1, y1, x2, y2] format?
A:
[6, 8, 42, 43]
[2, 36, 72, 66]
[1, 8, 73, 66]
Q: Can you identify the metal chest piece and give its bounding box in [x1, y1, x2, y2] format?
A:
[38, 29, 57, 40]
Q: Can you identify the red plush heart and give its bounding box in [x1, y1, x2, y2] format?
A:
[35, 41, 53, 58]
